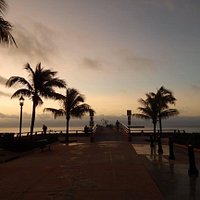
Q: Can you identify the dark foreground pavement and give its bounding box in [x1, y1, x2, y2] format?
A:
[0, 129, 164, 200]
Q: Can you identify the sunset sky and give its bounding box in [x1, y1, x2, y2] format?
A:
[1, 0, 200, 128]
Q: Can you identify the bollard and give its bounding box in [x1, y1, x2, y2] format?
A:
[128, 133, 132, 142]
[168, 136, 175, 160]
[128, 130, 132, 142]
[150, 134, 154, 148]
[90, 134, 94, 143]
[188, 144, 199, 177]
[157, 136, 163, 155]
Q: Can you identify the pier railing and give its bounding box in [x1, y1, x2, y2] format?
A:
[119, 123, 129, 135]
[119, 123, 132, 141]
[129, 128, 179, 136]
[10, 129, 85, 138]
[90, 124, 98, 142]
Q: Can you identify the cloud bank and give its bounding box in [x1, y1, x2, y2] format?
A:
[116, 49, 155, 72]
[81, 57, 102, 70]
[0, 21, 59, 63]
[0, 75, 7, 85]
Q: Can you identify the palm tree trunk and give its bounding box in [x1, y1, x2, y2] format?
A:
[30, 101, 36, 140]
[153, 122, 157, 141]
[65, 116, 70, 142]
[159, 115, 162, 135]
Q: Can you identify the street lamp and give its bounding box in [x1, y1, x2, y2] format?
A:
[19, 96, 24, 138]
[89, 109, 94, 127]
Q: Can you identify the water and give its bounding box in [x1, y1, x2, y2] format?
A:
[130, 126, 200, 133]
[1, 125, 200, 134]
[0, 126, 83, 134]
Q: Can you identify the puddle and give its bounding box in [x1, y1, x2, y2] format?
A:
[132, 144, 169, 156]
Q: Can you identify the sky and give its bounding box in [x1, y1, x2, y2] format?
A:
[1, 0, 200, 128]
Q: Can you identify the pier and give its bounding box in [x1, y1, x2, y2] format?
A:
[0, 126, 200, 199]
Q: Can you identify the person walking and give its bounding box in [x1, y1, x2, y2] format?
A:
[116, 120, 120, 132]
[42, 124, 47, 134]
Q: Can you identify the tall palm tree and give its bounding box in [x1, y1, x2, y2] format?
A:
[0, 0, 16, 46]
[135, 93, 159, 137]
[44, 88, 92, 142]
[6, 63, 66, 137]
[155, 86, 179, 134]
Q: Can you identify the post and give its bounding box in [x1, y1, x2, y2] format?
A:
[127, 110, 132, 142]
[168, 136, 175, 160]
[19, 96, 24, 138]
[188, 144, 199, 177]
[127, 110, 132, 126]
[89, 109, 94, 127]
[150, 134, 154, 148]
[90, 132, 94, 143]
[128, 128, 132, 142]
[157, 135, 163, 154]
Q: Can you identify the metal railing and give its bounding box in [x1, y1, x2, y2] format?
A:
[17, 129, 85, 137]
[119, 122, 132, 141]
[90, 124, 98, 142]
[129, 128, 181, 136]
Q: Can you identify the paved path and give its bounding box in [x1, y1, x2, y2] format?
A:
[0, 128, 164, 200]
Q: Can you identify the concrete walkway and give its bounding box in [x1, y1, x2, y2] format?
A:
[0, 128, 164, 200]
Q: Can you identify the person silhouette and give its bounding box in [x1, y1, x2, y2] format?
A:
[42, 124, 47, 134]
[116, 120, 120, 131]
[84, 125, 88, 134]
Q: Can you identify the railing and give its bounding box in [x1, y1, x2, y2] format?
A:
[129, 128, 181, 136]
[90, 124, 98, 142]
[119, 123, 132, 141]
[15, 129, 85, 137]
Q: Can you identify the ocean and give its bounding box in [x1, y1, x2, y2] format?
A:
[1, 125, 200, 134]
[0, 126, 84, 134]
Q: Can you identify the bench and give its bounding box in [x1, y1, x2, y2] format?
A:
[37, 139, 51, 151]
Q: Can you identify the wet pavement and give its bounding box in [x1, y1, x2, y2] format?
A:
[0, 128, 200, 199]
[131, 137, 200, 200]
[0, 129, 164, 200]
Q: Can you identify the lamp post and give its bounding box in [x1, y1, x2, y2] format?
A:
[19, 96, 24, 138]
[89, 109, 94, 127]
[127, 110, 132, 141]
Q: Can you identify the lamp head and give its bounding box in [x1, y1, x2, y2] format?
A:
[19, 96, 24, 106]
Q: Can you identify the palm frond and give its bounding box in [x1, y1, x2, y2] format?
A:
[0, 0, 7, 14]
[138, 98, 147, 106]
[11, 89, 32, 99]
[32, 95, 43, 106]
[134, 113, 150, 120]
[66, 88, 85, 110]
[44, 108, 65, 119]
[0, 16, 16, 46]
[43, 78, 66, 89]
[41, 91, 65, 101]
[160, 109, 179, 119]
[71, 103, 90, 118]
[24, 63, 35, 77]
[6, 76, 33, 90]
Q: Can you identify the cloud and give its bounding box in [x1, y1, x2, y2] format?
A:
[0, 21, 59, 63]
[116, 49, 155, 72]
[143, 0, 176, 11]
[0, 91, 10, 97]
[191, 84, 200, 92]
[0, 75, 7, 85]
[81, 57, 102, 70]
[0, 113, 18, 119]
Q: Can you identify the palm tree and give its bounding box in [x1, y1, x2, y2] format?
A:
[0, 0, 16, 46]
[135, 93, 159, 138]
[155, 86, 179, 134]
[44, 88, 92, 142]
[6, 63, 66, 137]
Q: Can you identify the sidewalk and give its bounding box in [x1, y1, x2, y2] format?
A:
[0, 134, 164, 200]
[0, 148, 22, 163]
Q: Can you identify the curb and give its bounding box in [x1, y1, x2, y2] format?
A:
[174, 143, 200, 152]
